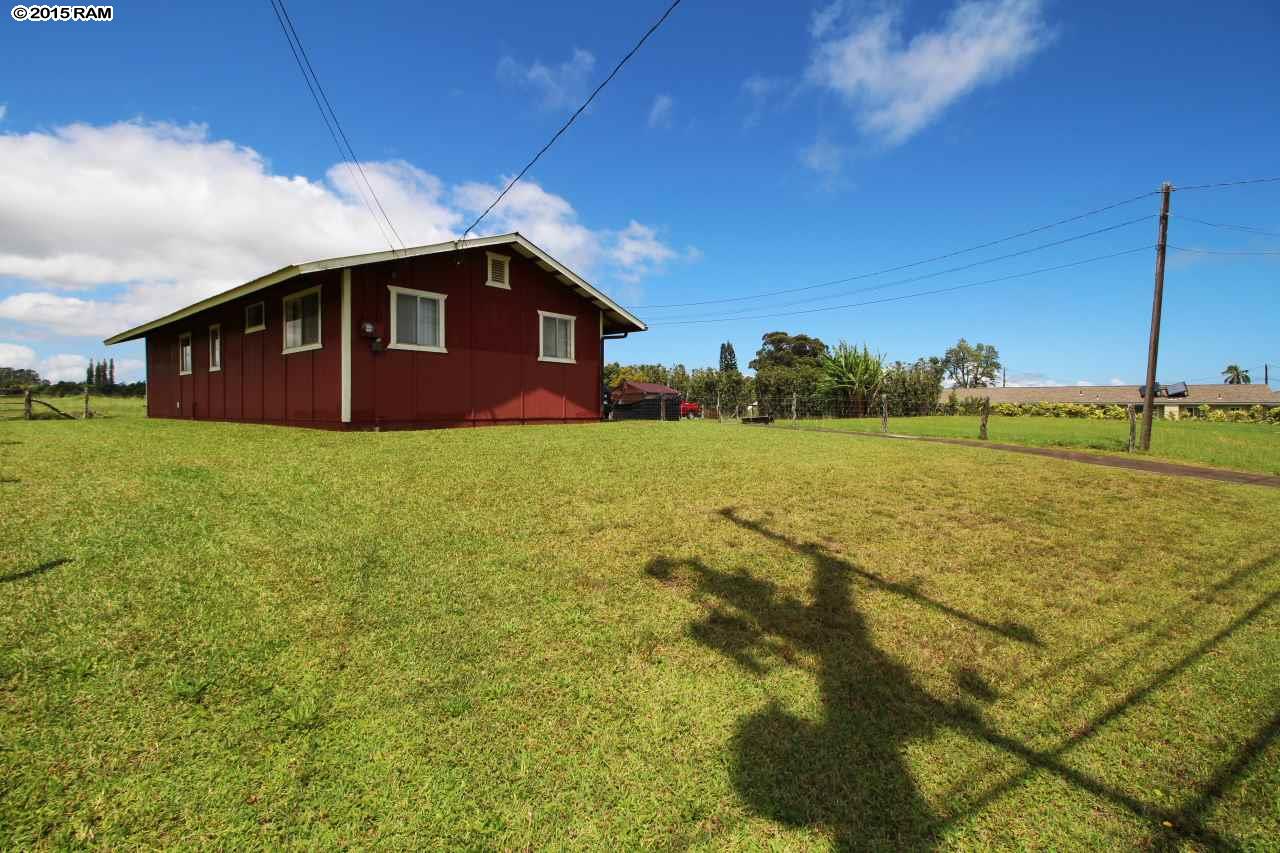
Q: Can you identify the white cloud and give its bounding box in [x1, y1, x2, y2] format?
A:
[0, 342, 37, 369]
[1003, 371, 1064, 387]
[806, 0, 1049, 144]
[39, 353, 88, 382]
[800, 136, 847, 177]
[648, 94, 674, 129]
[1108, 377, 1126, 386]
[741, 74, 785, 127]
[0, 120, 687, 338]
[0, 104, 7, 122]
[0, 343, 93, 382]
[115, 357, 145, 380]
[497, 48, 596, 110]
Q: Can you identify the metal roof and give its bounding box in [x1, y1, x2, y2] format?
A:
[103, 233, 647, 345]
[953, 384, 1280, 407]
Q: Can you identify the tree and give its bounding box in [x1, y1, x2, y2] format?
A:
[748, 331, 829, 371]
[942, 338, 1001, 387]
[881, 358, 945, 416]
[719, 342, 739, 374]
[817, 342, 884, 418]
[0, 366, 42, 387]
[86, 359, 95, 386]
[1222, 364, 1252, 384]
[108, 358, 116, 387]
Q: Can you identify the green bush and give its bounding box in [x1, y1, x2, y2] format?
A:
[1269, 406, 1280, 424]
[992, 403, 1021, 417]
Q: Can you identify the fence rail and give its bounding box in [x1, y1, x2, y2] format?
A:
[0, 389, 90, 421]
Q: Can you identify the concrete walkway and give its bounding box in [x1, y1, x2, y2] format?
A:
[764, 423, 1280, 489]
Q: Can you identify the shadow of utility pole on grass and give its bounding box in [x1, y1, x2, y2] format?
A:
[646, 506, 1043, 850]
[0, 558, 69, 583]
[647, 510, 1271, 850]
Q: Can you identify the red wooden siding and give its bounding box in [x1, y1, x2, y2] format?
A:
[349, 247, 602, 428]
[145, 271, 342, 427]
[141, 246, 604, 429]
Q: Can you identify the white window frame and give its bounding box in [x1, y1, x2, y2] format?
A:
[387, 285, 448, 353]
[485, 251, 511, 289]
[208, 323, 222, 372]
[178, 332, 193, 375]
[245, 301, 266, 334]
[537, 310, 576, 364]
[282, 285, 323, 355]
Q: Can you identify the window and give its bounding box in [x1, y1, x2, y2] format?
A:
[208, 324, 222, 372]
[538, 310, 575, 363]
[245, 301, 266, 333]
[486, 252, 511, 289]
[388, 286, 447, 352]
[178, 332, 193, 375]
[282, 286, 322, 354]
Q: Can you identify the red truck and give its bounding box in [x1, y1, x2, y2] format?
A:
[680, 401, 703, 418]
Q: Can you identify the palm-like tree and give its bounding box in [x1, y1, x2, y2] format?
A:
[1222, 364, 1252, 384]
[818, 342, 884, 417]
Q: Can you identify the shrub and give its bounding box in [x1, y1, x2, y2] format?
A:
[992, 403, 1021, 417]
[1249, 405, 1266, 423]
[1102, 405, 1127, 420]
[1269, 406, 1280, 424]
[1208, 409, 1228, 423]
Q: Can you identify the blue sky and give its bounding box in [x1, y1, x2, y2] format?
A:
[0, 0, 1277, 386]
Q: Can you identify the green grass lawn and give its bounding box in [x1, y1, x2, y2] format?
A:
[772, 414, 1280, 475]
[2, 414, 1278, 849]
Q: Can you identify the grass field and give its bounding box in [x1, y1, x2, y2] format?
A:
[2, 413, 1278, 849]
[772, 414, 1280, 475]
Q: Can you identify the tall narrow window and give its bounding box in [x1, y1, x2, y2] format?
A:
[538, 311, 575, 363]
[178, 332, 193, 375]
[282, 286, 322, 353]
[388, 286, 447, 352]
[208, 324, 222, 371]
[245, 301, 265, 333]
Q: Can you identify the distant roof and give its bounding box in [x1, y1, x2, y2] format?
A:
[951, 384, 1280, 406]
[104, 233, 646, 345]
[620, 381, 680, 395]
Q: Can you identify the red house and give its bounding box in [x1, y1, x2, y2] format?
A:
[104, 234, 647, 429]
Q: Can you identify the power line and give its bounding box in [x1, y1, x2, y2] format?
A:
[1171, 214, 1280, 238]
[1168, 245, 1280, 256]
[650, 245, 1153, 327]
[458, 0, 683, 242]
[266, 0, 404, 253]
[1174, 176, 1280, 191]
[632, 190, 1160, 309]
[670, 215, 1155, 321]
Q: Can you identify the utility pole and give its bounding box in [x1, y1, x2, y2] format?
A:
[1140, 182, 1172, 451]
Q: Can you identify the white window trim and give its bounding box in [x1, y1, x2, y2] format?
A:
[537, 310, 576, 364]
[178, 332, 193, 376]
[387, 284, 448, 353]
[282, 285, 323, 355]
[485, 251, 511, 290]
[245, 301, 266, 334]
[208, 323, 222, 372]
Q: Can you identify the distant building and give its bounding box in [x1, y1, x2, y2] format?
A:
[951, 384, 1280, 419]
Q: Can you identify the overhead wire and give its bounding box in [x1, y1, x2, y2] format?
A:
[1168, 245, 1280, 256]
[632, 190, 1161, 310]
[1170, 214, 1280, 238]
[1174, 176, 1280, 192]
[458, 0, 683, 242]
[266, 0, 405, 253]
[670, 215, 1156, 321]
[649, 245, 1154, 327]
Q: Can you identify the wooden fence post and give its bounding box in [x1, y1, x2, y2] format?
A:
[880, 396, 889, 433]
[791, 392, 797, 421]
[659, 394, 667, 422]
[1127, 405, 1136, 452]
[979, 398, 990, 440]
[23, 389, 32, 420]
[83, 387, 91, 419]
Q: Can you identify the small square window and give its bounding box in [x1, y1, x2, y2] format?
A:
[282, 286, 322, 354]
[178, 332, 193, 375]
[538, 311, 575, 363]
[209, 324, 222, 372]
[389, 286, 447, 352]
[245, 301, 266, 333]
[486, 252, 511, 289]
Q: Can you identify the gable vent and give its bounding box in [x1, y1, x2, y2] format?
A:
[486, 252, 510, 289]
